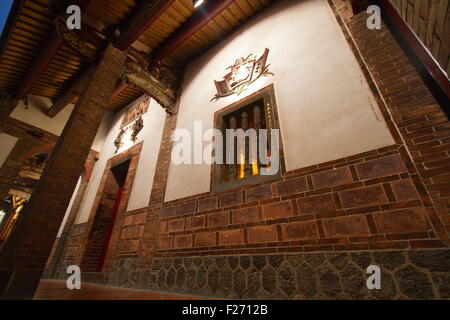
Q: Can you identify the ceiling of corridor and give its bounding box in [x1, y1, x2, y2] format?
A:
[0, 0, 275, 111]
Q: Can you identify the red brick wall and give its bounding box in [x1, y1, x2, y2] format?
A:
[155, 145, 445, 257]
[339, 3, 450, 239]
[117, 208, 147, 253]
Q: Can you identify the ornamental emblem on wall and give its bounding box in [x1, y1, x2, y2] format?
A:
[211, 48, 273, 101]
[114, 97, 148, 153]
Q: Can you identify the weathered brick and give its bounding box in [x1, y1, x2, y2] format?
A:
[159, 220, 168, 233]
[322, 215, 370, 237]
[281, 221, 318, 240]
[261, 201, 294, 220]
[246, 184, 272, 202]
[220, 191, 242, 207]
[391, 180, 419, 201]
[198, 197, 218, 211]
[118, 240, 130, 251]
[276, 176, 308, 196]
[129, 239, 140, 252]
[123, 226, 144, 239]
[174, 234, 193, 248]
[176, 201, 196, 215]
[157, 236, 172, 249]
[134, 212, 147, 224]
[340, 184, 388, 208]
[186, 215, 206, 230]
[161, 206, 176, 218]
[208, 211, 228, 227]
[297, 194, 335, 214]
[312, 167, 353, 189]
[167, 219, 185, 233]
[124, 215, 134, 226]
[218, 229, 244, 245]
[374, 208, 430, 234]
[247, 225, 278, 243]
[232, 207, 259, 224]
[356, 155, 406, 179]
[194, 232, 216, 247]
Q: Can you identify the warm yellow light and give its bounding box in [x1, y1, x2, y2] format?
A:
[117, 127, 134, 154]
[238, 154, 245, 179]
[252, 163, 259, 175]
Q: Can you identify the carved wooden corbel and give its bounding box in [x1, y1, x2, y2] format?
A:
[55, 17, 105, 61]
[120, 59, 178, 114]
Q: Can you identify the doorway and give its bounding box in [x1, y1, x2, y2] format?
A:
[81, 159, 131, 272]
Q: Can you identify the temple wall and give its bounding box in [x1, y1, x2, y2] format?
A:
[165, 0, 395, 202]
[47, 0, 450, 300]
[74, 97, 166, 224]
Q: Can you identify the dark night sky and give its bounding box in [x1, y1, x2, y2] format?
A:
[0, 0, 14, 38]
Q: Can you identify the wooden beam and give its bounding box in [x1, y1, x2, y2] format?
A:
[110, 80, 131, 99]
[151, 0, 236, 61]
[13, 0, 93, 100]
[46, 67, 94, 118]
[113, 0, 237, 99]
[115, 0, 176, 51]
[14, 30, 62, 100]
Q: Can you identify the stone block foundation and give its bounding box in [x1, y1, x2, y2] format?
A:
[65, 249, 450, 300]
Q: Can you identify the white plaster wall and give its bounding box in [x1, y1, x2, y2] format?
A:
[126, 101, 166, 211]
[0, 133, 19, 167]
[10, 95, 74, 136]
[164, 0, 395, 201]
[10, 94, 109, 152]
[91, 112, 113, 152]
[57, 176, 81, 238]
[75, 97, 166, 224]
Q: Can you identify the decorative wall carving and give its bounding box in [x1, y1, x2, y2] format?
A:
[114, 96, 149, 153]
[212, 48, 274, 101]
[114, 129, 125, 154]
[121, 96, 150, 128]
[131, 116, 144, 142]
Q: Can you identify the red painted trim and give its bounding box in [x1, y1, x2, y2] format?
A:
[110, 80, 130, 99]
[97, 186, 124, 273]
[14, 31, 62, 99]
[376, 0, 450, 98]
[14, 0, 93, 99]
[115, 0, 176, 51]
[151, 0, 236, 61]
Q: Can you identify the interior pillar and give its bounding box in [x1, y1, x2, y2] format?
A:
[0, 43, 126, 299]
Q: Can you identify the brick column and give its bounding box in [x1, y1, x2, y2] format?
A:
[329, 1, 450, 242]
[45, 150, 98, 278]
[0, 44, 126, 299]
[137, 89, 182, 273]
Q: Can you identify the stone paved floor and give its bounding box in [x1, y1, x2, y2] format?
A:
[34, 280, 209, 300]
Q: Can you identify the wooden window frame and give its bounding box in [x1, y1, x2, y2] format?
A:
[211, 84, 285, 193]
